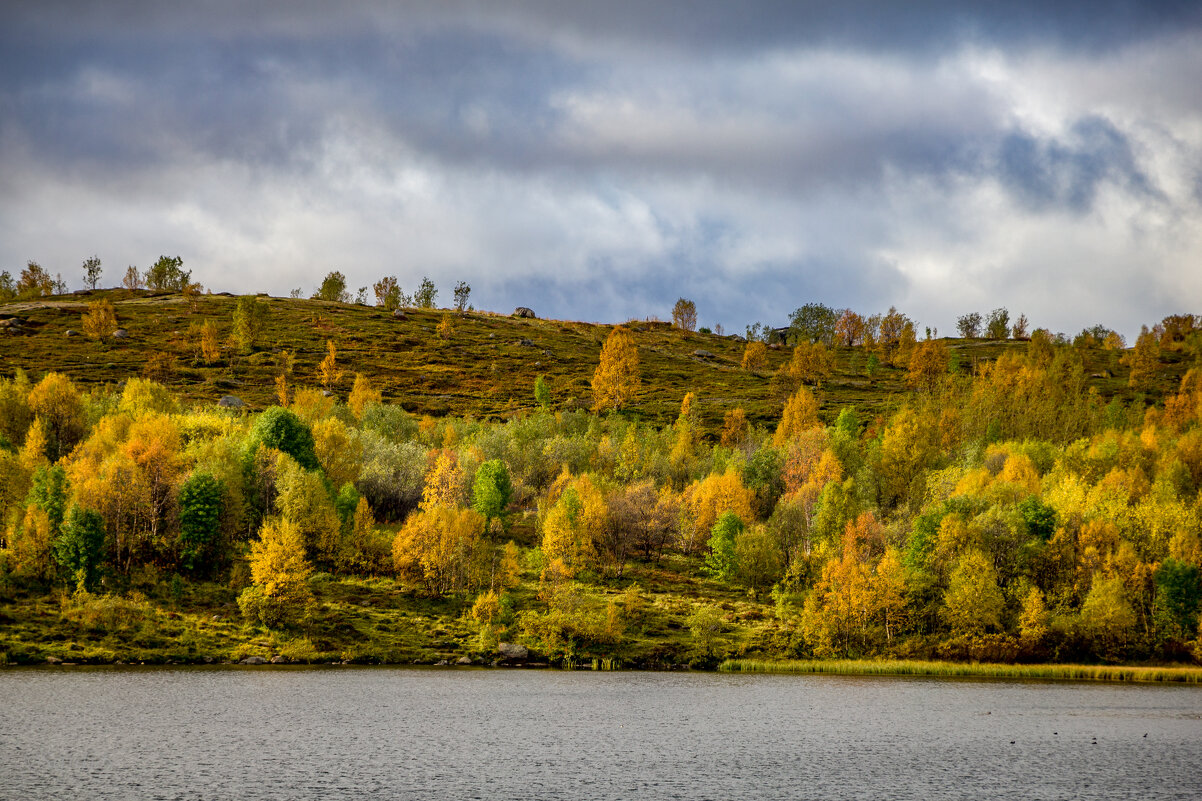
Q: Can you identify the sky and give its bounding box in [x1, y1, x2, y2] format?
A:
[2, 1, 1201, 339]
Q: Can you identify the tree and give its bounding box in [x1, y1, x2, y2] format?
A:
[541, 475, 605, 575]
[17, 261, 54, 298]
[199, 320, 221, 364]
[1011, 313, 1029, 339]
[144, 255, 190, 292]
[943, 550, 1004, 634]
[785, 342, 836, 387]
[472, 459, 513, 532]
[437, 313, 454, 339]
[314, 271, 350, 302]
[1080, 575, 1136, 655]
[0, 270, 15, 301]
[672, 298, 697, 332]
[986, 308, 1010, 339]
[319, 340, 343, 391]
[704, 510, 743, 581]
[392, 504, 486, 595]
[592, 326, 641, 411]
[243, 517, 313, 626]
[907, 339, 950, 392]
[773, 387, 820, 447]
[787, 303, 837, 345]
[721, 408, 749, 446]
[178, 472, 224, 573]
[54, 505, 105, 589]
[534, 375, 551, 408]
[246, 407, 319, 470]
[834, 309, 865, 346]
[414, 276, 437, 308]
[373, 276, 405, 310]
[453, 281, 471, 313]
[122, 265, 143, 290]
[230, 295, 268, 352]
[1123, 325, 1160, 390]
[956, 312, 982, 339]
[82, 299, 118, 340]
[741, 341, 767, 370]
[82, 255, 102, 290]
[27, 372, 86, 463]
[348, 373, 382, 420]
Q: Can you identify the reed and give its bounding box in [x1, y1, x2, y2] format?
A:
[719, 659, 1202, 684]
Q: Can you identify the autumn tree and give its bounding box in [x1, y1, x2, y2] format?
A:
[17, 262, 55, 298]
[348, 374, 382, 420]
[241, 517, 313, 626]
[319, 340, 343, 391]
[199, 320, 221, 364]
[785, 342, 836, 387]
[741, 341, 768, 370]
[773, 387, 820, 447]
[534, 375, 551, 408]
[373, 276, 405, 310]
[1011, 313, 1029, 339]
[1122, 325, 1160, 390]
[82, 299, 118, 340]
[314, 271, 350, 303]
[233, 295, 268, 352]
[834, 309, 865, 346]
[907, 339, 950, 392]
[606, 480, 678, 564]
[437, 313, 454, 338]
[27, 372, 87, 462]
[672, 298, 697, 332]
[681, 469, 754, 553]
[392, 504, 487, 595]
[721, 408, 749, 447]
[81, 255, 102, 290]
[943, 550, 1004, 634]
[541, 474, 606, 575]
[592, 326, 640, 412]
[122, 265, 143, 290]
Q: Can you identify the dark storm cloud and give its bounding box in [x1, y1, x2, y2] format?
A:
[1, 2, 1200, 336]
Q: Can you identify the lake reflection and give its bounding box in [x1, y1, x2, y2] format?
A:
[2, 668, 1201, 800]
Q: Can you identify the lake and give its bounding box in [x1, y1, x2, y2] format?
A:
[2, 668, 1200, 800]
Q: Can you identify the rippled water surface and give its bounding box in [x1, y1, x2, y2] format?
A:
[2, 668, 1201, 800]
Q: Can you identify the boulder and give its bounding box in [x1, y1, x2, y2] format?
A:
[112, 328, 129, 339]
[513, 307, 537, 319]
[64, 329, 78, 337]
[455, 656, 473, 665]
[693, 349, 715, 359]
[519, 338, 535, 347]
[217, 395, 245, 409]
[240, 656, 268, 665]
[45, 655, 62, 665]
[497, 642, 528, 660]
[270, 655, 287, 664]
[392, 309, 407, 320]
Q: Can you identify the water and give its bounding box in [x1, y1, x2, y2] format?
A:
[2, 668, 1200, 800]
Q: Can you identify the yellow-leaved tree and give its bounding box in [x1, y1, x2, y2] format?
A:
[241, 517, 313, 627]
[348, 373, 382, 420]
[592, 326, 640, 411]
[319, 340, 342, 391]
[681, 469, 754, 554]
[773, 387, 821, 447]
[391, 504, 486, 595]
[541, 473, 606, 576]
[82, 299, 117, 340]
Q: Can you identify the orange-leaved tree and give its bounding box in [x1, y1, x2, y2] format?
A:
[592, 326, 640, 412]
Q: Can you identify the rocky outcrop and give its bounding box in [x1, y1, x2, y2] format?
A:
[217, 395, 245, 409]
[497, 642, 528, 661]
[239, 655, 267, 665]
[513, 307, 536, 319]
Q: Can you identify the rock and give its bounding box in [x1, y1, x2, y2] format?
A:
[497, 642, 528, 660]
[64, 329, 78, 337]
[45, 655, 62, 665]
[321, 390, 333, 397]
[112, 328, 129, 339]
[488, 333, 495, 338]
[693, 349, 715, 358]
[519, 338, 535, 347]
[392, 309, 407, 319]
[240, 656, 268, 665]
[217, 395, 245, 409]
[513, 307, 537, 319]
[456, 656, 473, 665]
[203, 656, 214, 663]
[270, 655, 287, 664]
[435, 659, 449, 666]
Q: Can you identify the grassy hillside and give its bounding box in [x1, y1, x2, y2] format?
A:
[0, 290, 1185, 430]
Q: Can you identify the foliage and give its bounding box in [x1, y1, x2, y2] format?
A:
[82, 299, 118, 340]
[472, 459, 513, 530]
[453, 281, 471, 313]
[672, 298, 697, 332]
[144, 256, 191, 292]
[414, 277, 437, 308]
[314, 271, 350, 303]
[82, 255, 103, 290]
[704, 510, 743, 581]
[178, 473, 224, 573]
[246, 407, 319, 470]
[592, 327, 641, 412]
[55, 505, 106, 589]
[233, 296, 268, 352]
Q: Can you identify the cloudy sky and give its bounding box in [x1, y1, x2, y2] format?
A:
[2, 1, 1200, 338]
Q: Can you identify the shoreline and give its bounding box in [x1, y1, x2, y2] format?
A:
[719, 658, 1202, 684]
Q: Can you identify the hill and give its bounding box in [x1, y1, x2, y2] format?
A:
[0, 290, 1186, 430]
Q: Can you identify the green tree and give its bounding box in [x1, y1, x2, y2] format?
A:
[1080, 575, 1136, 656]
[534, 374, 551, 409]
[0, 270, 15, 301]
[704, 510, 743, 581]
[788, 303, 838, 345]
[453, 280, 471, 312]
[986, 308, 1010, 339]
[373, 276, 406, 310]
[17, 262, 55, 298]
[28, 464, 69, 545]
[178, 472, 224, 573]
[246, 407, 319, 470]
[232, 295, 268, 352]
[314, 271, 350, 302]
[122, 265, 143, 290]
[144, 255, 190, 291]
[414, 276, 437, 308]
[1153, 558, 1201, 641]
[82, 255, 103, 290]
[54, 505, 106, 589]
[472, 459, 513, 532]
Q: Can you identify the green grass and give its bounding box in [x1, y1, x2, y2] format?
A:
[719, 658, 1202, 684]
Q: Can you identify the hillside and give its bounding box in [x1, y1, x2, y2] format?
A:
[0, 290, 1185, 429]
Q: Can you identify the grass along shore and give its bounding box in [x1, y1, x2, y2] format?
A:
[719, 658, 1202, 684]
